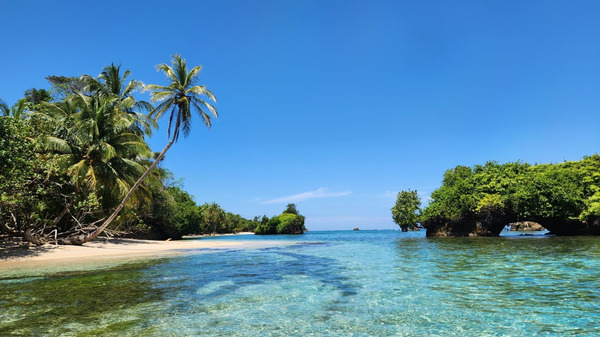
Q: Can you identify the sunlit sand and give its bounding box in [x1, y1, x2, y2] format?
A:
[0, 234, 290, 274]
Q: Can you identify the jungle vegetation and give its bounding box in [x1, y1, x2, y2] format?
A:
[0, 56, 259, 244]
[394, 156, 600, 236]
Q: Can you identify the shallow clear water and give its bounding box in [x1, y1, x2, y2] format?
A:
[2, 230, 600, 336]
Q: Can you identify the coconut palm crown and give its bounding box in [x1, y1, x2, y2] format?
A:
[144, 54, 218, 141]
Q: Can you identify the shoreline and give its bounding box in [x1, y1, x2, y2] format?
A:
[0, 233, 286, 275]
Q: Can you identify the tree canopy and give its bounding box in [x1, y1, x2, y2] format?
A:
[391, 190, 421, 232]
[419, 156, 600, 236]
[255, 205, 306, 235]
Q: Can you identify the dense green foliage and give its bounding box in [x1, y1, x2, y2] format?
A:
[0, 58, 252, 244]
[138, 175, 259, 239]
[420, 156, 600, 236]
[391, 190, 421, 232]
[0, 117, 62, 236]
[255, 204, 306, 235]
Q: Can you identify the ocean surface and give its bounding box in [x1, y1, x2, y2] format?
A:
[1, 230, 600, 336]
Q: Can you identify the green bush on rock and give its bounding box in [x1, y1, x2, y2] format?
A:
[255, 204, 305, 235]
[419, 155, 600, 236]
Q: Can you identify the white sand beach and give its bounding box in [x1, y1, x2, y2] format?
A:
[0, 234, 288, 273]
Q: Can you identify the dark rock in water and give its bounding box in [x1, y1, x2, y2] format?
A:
[424, 215, 600, 237]
[538, 216, 600, 236]
[509, 221, 545, 231]
[353, 227, 359, 231]
[423, 210, 514, 237]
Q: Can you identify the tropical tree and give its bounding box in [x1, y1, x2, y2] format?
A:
[0, 116, 38, 235]
[46, 75, 88, 101]
[0, 99, 28, 119]
[391, 190, 421, 232]
[68, 54, 217, 244]
[284, 203, 298, 215]
[82, 63, 155, 136]
[24, 88, 52, 105]
[31, 92, 154, 240]
[200, 202, 226, 234]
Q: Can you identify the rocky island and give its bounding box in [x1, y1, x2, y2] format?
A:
[394, 155, 600, 237]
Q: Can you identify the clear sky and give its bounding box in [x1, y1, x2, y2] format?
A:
[1, 0, 599, 230]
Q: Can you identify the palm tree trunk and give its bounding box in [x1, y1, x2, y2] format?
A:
[60, 136, 177, 245]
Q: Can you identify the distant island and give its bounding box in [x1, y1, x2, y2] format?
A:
[392, 155, 600, 237]
[254, 204, 306, 235]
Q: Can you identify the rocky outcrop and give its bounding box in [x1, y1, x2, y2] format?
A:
[423, 210, 515, 237]
[536, 217, 600, 236]
[509, 221, 545, 231]
[425, 216, 600, 237]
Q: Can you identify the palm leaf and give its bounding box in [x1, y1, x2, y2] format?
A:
[39, 136, 72, 153]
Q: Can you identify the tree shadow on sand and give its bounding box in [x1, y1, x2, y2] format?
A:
[0, 236, 57, 260]
[0, 236, 164, 261]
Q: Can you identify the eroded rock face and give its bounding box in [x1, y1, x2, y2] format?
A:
[424, 220, 505, 237]
[538, 217, 600, 236]
[423, 211, 514, 237]
[509, 221, 545, 231]
[424, 216, 600, 237]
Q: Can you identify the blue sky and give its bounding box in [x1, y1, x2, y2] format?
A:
[1, 0, 599, 230]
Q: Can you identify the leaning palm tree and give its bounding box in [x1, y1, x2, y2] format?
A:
[70, 54, 217, 244]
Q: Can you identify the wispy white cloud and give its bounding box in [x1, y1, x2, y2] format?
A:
[418, 190, 432, 202]
[377, 191, 398, 199]
[263, 187, 351, 204]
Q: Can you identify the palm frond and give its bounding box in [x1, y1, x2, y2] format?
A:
[132, 100, 154, 113]
[150, 100, 172, 120]
[186, 65, 202, 86]
[148, 89, 175, 103]
[122, 79, 144, 98]
[156, 64, 177, 82]
[99, 141, 117, 160]
[0, 99, 9, 116]
[68, 159, 90, 188]
[38, 136, 73, 153]
[191, 101, 214, 127]
[187, 85, 217, 103]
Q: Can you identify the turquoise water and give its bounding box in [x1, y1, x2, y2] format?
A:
[2, 230, 600, 336]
